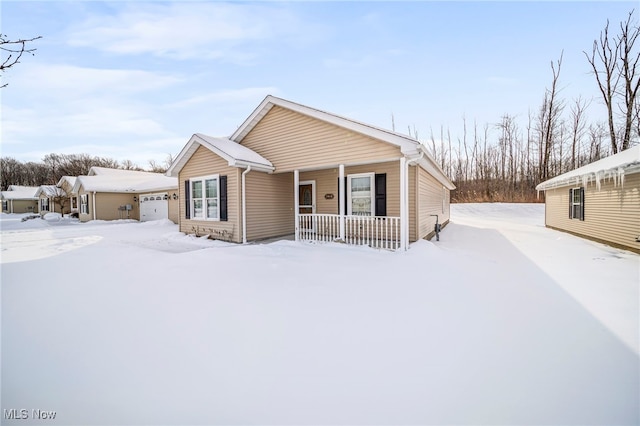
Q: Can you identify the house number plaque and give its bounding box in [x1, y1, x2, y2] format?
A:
[324, 193, 334, 200]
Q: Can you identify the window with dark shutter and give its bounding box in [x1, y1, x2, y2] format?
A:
[184, 180, 190, 219]
[220, 175, 228, 221]
[375, 173, 386, 216]
[570, 187, 585, 221]
[337, 177, 348, 215]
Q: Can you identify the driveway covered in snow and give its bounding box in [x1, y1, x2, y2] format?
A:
[1, 204, 638, 425]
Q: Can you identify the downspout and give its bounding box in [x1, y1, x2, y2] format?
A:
[400, 151, 425, 251]
[92, 191, 97, 221]
[242, 166, 252, 244]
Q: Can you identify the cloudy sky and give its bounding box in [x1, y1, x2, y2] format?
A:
[1, 1, 636, 167]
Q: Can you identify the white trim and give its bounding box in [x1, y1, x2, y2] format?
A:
[298, 180, 316, 213]
[299, 180, 316, 233]
[339, 164, 345, 241]
[189, 174, 221, 221]
[92, 192, 96, 221]
[242, 166, 252, 244]
[294, 170, 300, 242]
[400, 157, 408, 251]
[167, 134, 274, 177]
[347, 173, 375, 216]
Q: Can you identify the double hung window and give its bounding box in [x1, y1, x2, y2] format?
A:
[348, 173, 375, 216]
[80, 194, 89, 214]
[191, 175, 219, 220]
[569, 187, 584, 221]
[40, 198, 49, 212]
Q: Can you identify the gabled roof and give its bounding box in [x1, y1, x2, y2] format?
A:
[57, 176, 77, 189]
[536, 145, 640, 191]
[1, 186, 39, 200]
[35, 185, 67, 197]
[73, 168, 178, 193]
[231, 95, 422, 157]
[166, 133, 274, 177]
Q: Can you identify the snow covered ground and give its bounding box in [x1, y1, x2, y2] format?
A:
[1, 204, 638, 425]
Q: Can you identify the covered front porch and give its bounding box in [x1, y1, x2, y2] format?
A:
[291, 158, 411, 251]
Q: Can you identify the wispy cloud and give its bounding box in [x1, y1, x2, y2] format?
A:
[17, 63, 181, 96]
[66, 3, 321, 62]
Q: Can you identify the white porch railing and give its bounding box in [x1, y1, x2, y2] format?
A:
[298, 214, 401, 250]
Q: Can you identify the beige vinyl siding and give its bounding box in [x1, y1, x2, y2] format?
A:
[544, 172, 640, 253]
[179, 145, 242, 243]
[416, 166, 451, 240]
[6, 200, 38, 214]
[299, 161, 402, 217]
[96, 193, 139, 221]
[409, 166, 416, 241]
[77, 189, 139, 222]
[241, 106, 402, 172]
[245, 172, 294, 241]
[168, 197, 179, 224]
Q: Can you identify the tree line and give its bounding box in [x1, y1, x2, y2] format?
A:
[422, 10, 639, 203]
[1, 10, 638, 201]
[0, 153, 172, 191]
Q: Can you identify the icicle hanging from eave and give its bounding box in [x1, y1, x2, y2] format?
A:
[617, 167, 625, 188]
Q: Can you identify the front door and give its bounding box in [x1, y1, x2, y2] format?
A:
[299, 181, 316, 231]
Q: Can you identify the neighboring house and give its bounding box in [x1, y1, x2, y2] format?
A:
[168, 95, 455, 250]
[0, 185, 39, 214]
[35, 185, 68, 215]
[536, 145, 640, 254]
[71, 167, 179, 223]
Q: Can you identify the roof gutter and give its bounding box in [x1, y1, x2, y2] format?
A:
[233, 160, 274, 174]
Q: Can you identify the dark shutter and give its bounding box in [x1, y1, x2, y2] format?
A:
[580, 187, 585, 221]
[86, 195, 89, 215]
[337, 177, 348, 215]
[220, 175, 228, 221]
[375, 173, 387, 216]
[184, 180, 191, 219]
[569, 188, 573, 219]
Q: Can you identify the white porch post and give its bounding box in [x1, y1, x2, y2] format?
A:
[294, 169, 300, 242]
[339, 164, 345, 242]
[400, 157, 408, 251]
[92, 191, 97, 221]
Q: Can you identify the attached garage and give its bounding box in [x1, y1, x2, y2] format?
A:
[140, 193, 169, 222]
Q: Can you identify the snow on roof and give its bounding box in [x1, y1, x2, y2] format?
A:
[536, 145, 640, 191]
[35, 185, 67, 197]
[167, 133, 274, 177]
[73, 168, 178, 193]
[57, 176, 77, 189]
[1, 186, 39, 200]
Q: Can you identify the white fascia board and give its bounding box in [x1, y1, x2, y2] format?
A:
[415, 145, 456, 190]
[166, 135, 202, 177]
[167, 134, 274, 176]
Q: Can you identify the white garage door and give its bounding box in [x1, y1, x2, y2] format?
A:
[140, 193, 168, 222]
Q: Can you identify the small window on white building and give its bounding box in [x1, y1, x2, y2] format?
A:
[40, 198, 50, 212]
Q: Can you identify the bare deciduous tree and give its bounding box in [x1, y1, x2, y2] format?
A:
[0, 34, 42, 88]
[585, 9, 639, 152]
